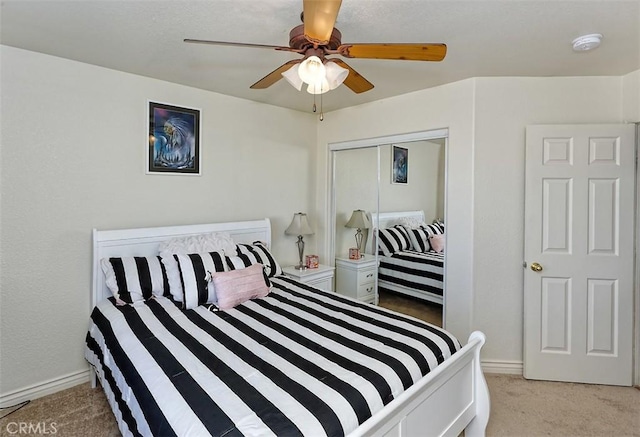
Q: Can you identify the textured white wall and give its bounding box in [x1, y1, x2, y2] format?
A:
[334, 147, 378, 258]
[623, 69, 640, 122]
[0, 46, 316, 395]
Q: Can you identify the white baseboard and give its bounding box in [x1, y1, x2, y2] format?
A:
[481, 359, 524, 375]
[0, 369, 90, 408]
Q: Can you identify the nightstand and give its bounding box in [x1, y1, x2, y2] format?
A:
[281, 264, 335, 292]
[335, 257, 378, 304]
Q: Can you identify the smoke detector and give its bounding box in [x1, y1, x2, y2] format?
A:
[572, 34, 603, 51]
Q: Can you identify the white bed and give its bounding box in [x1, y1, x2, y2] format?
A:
[88, 218, 489, 437]
[373, 211, 445, 304]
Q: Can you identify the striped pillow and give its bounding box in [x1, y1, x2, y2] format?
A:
[432, 221, 445, 234]
[235, 242, 283, 278]
[377, 226, 412, 256]
[101, 256, 169, 304]
[407, 227, 433, 253]
[423, 223, 444, 236]
[174, 251, 227, 310]
[408, 224, 444, 253]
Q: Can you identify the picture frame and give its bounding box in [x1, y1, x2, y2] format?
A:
[391, 145, 408, 184]
[147, 101, 201, 175]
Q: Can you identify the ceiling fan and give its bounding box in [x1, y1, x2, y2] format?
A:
[184, 0, 446, 95]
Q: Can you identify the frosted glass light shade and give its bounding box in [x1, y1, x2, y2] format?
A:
[281, 64, 303, 91]
[298, 56, 326, 85]
[324, 61, 349, 89]
[306, 79, 330, 95]
[305, 62, 348, 94]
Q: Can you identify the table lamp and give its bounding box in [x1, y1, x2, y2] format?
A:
[284, 212, 314, 270]
[345, 209, 371, 259]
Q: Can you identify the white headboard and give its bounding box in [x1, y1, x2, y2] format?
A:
[92, 218, 271, 309]
[367, 211, 425, 254]
[373, 210, 425, 230]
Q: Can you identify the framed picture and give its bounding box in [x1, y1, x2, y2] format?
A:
[147, 101, 201, 175]
[391, 145, 408, 184]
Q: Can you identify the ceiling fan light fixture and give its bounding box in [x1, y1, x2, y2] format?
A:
[281, 64, 303, 91]
[324, 61, 349, 90]
[298, 56, 326, 85]
[306, 78, 330, 95]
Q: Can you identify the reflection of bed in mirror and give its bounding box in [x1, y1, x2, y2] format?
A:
[372, 211, 445, 305]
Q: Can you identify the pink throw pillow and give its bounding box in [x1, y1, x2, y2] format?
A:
[429, 234, 445, 253]
[211, 263, 270, 310]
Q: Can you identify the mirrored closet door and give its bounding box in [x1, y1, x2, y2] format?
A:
[330, 131, 447, 327]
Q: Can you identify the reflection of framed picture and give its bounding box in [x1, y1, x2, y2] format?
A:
[147, 101, 201, 175]
[391, 145, 408, 184]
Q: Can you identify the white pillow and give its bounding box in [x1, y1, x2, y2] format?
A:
[396, 216, 428, 229]
[158, 232, 236, 257]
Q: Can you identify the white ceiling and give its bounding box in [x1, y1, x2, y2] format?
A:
[2, 0, 639, 113]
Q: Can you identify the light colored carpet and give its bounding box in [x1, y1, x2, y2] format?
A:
[485, 374, 640, 437]
[2, 374, 637, 436]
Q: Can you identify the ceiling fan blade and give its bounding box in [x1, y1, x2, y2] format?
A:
[329, 59, 374, 94]
[338, 43, 447, 61]
[250, 60, 302, 89]
[184, 38, 295, 52]
[303, 0, 342, 45]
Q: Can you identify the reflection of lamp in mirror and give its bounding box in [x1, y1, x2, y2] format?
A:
[345, 210, 371, 259]
[284, 212, 314, 270]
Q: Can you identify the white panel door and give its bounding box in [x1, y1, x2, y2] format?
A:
[524, 124, 635, 386]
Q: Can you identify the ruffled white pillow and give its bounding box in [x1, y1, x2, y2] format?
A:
[158, 232, 236, 257]
[396, 216, 428, 229]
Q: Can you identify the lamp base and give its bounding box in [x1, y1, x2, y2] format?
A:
[295, 235, 307, 271]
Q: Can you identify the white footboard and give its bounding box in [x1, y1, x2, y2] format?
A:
[349, 331, 490, 437]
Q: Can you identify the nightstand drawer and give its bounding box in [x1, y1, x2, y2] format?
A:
[357, 269, 376, 285]
[358, 282, 376, 299]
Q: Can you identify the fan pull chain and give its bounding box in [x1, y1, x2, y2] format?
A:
[312, 91, 317, 113]
[319, 89, 324, 121]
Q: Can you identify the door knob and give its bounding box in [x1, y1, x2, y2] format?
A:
[530, 262, 543, 272]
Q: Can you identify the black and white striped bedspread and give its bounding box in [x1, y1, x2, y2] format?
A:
[378, 251, 445, 297]
[85, 276, 459, 437]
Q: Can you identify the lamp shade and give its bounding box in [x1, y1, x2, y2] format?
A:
[324, 61, 349, 89]
[306, 61, 349, 94]
[285, 212, 314, 236]
[345, 210, 371, 229]
[281, 64, 303, 91]
[298, 56, 326, 85]
[306, 78, 330, 95]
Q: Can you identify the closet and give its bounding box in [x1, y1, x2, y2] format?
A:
[330, 130, 447, 325]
